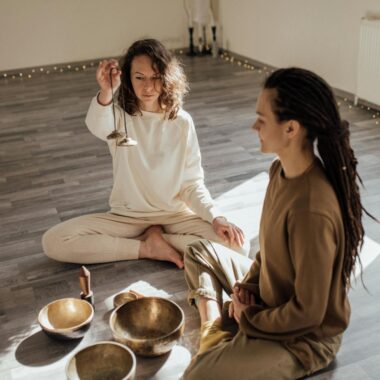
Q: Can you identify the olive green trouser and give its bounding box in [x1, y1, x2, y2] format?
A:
[183, 240, 339, 380]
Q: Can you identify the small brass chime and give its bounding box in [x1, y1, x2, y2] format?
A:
[106, 69, 137, 146]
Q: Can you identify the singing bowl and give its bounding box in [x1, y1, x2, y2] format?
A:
[113, 292, 138, 308]
[66, 341, 136, 380]
[109, 297, 185, 357]
[38, 298, 94, 340]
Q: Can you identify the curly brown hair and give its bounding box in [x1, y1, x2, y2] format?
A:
[117, 39, 189, 120]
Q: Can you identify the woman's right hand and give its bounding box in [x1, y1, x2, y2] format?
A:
[96, 59, 122, 105]
[228, 284, 255, 322]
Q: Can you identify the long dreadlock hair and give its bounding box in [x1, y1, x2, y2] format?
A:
[264, 67, 377, 288]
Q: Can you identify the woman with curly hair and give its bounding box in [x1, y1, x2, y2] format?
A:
[42, 39, 245, 267]
[183, 67, 374, 379]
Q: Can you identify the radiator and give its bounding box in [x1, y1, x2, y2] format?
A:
[356, 18, 380, 105]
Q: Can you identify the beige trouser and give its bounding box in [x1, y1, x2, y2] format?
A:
[183, 240, 335, 380]
[42, 211, 248, 264]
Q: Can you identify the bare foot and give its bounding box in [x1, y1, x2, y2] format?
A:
[139, 226, 184, 268]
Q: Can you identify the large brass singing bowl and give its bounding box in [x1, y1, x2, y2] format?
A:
[38, 298, 94, 340]
[109, 297, 185, 357]
[66, 341, 136, 380]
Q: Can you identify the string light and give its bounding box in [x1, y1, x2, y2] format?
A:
[216, 51, 379, 126]
[1, 50, 379, 126]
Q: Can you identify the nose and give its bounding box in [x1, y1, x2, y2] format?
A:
[143, 78, 154, 91]
[252, 119, 259, 132]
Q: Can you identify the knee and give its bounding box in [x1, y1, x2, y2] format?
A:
[42, 225, 66, 262]
[184, 239, 213, 263]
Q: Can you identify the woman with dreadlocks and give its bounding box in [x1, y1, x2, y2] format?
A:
[183, 67, 371, 379]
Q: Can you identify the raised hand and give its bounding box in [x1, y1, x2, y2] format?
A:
[96, 59, 122, 105]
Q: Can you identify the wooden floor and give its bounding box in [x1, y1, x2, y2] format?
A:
[0, 54, 379, 379]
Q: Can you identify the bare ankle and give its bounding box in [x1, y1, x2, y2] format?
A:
[138, 227, 184, 268]
[138, 241, 149, 259]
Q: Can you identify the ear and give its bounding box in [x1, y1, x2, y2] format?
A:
[285, 120, 301, 138]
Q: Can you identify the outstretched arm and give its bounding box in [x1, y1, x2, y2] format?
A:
[179, 117, 244, 247]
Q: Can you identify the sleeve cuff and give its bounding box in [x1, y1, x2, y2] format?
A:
[205, 205, 224, 224]
[96, 91, 113, 107]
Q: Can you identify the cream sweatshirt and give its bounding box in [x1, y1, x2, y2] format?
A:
[85, 96, 220, 223]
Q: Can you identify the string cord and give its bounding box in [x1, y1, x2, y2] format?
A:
[109, 69, 129, 136]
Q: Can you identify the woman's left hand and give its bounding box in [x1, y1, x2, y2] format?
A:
[212, 217, 245, 247]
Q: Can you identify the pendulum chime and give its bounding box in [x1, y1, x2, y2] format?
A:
[106, 68, 137, 147]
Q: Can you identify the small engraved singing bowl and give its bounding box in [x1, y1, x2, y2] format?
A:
[66, 341, 136, 380]
[38, 298, 94, 340]
[113, 292, 138, 308]
[109, 297, 185, 357]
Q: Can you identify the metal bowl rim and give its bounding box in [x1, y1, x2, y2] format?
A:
[38, 297, 94, 333]
[65, 340, 136, 380]
[109, 297, 185, 343]
[113, 291, 138, 308]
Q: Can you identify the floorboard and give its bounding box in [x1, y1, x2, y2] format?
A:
[1, 54, 379, 379]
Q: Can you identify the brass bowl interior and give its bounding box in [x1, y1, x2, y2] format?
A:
[39, 298, 93, 331]
[112, 297, 183, 340]
[113, 292, 138, 308]
[66, 342, 135, 380]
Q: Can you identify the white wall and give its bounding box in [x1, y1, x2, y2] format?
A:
[0, 0, 187, 71]
[219, 0, 380, 94]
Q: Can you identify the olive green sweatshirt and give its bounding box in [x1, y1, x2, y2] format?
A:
[239, 159, 350, 369]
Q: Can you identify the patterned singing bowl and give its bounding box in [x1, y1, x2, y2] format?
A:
[66, 341, 136, 380]
[38, 298, 94, 340]
[109, 297, 185, 357]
